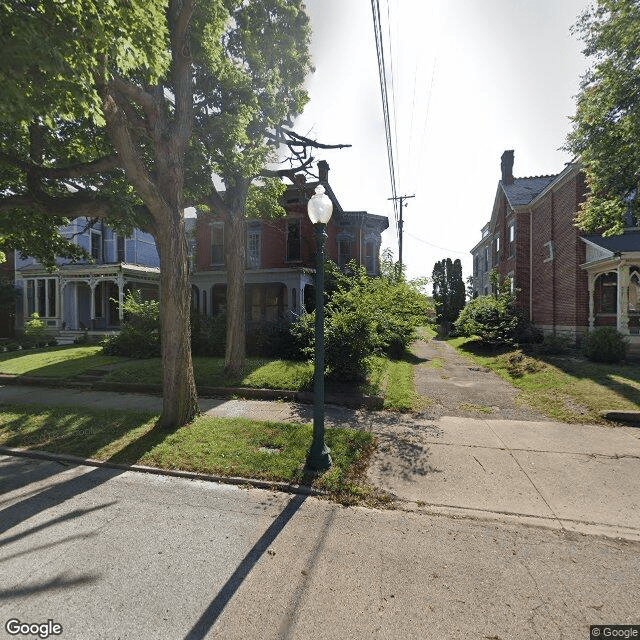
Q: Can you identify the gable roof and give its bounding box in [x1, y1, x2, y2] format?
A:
[501, 175, 557, 208]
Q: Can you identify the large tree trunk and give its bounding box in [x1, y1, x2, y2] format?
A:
[223, 184, 249, 379]
[154, 213, 199, 429]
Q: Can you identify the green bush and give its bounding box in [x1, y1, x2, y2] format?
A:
[583, 327, 628, 363]
[246, 319, 306, 360]
[102, 291, 161, 358]
[191, 312, 226, 357]
[293, 259, 430, 383]
[23, 313, 49, 346]
[454, 294, 520, 347]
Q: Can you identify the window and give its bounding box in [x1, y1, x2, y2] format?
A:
[484, 247, 489, 272]
[365, 241, 375, 274]
[24, 277, 56, 318]
[338, 240, 352, 270]
[94, 282, 103, 318]
[494, 235, 500, 265]
[630, 271, 640, 312]
[247, 226, 261, 269]
[508, 222, 515, 243]
[286, 220, 301, 261]
[543, 241, 555, 262]
[598, 273, 617, 313]
[47, 279, 56, 317]
[91, 231, 102, 261]
[211, 222, 224, 264]
[117, 236, 126, 262]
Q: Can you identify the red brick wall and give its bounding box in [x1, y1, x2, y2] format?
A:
[196, 205, 341, 271]
[530, 172, 587, 332]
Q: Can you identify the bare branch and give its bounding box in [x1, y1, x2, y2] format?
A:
[271, 127, 352, 150]
[260, 157, 314, 180]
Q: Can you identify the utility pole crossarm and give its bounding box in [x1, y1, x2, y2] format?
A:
[388, 194, 415, 268]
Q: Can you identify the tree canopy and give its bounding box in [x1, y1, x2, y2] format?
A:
[566, 0, 640, 235]
[0, 0, 314, 427]
[432, 258, 465, 334]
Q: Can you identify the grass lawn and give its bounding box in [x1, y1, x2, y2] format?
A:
[0, 346, 124, 377]
[368, 355, 422, 412]
[447, 336, 640, 424]
[0, 403, 382, 505]
[0, 344, 420, 411]
[102, 356, 315, 391]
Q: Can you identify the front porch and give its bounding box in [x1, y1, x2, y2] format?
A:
[16, 263, 160, 335]
[582, 239, 640, 355]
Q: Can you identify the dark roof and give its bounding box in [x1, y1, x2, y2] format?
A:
[501, 175, 556, 207]
[581, 231, 640, 253]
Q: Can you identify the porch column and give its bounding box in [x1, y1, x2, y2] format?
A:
[89, 278, 96, 330]
[59, 280, 66, 329]
[118, 274, 125, 321]
[618, 263, 630, 335]
[588, 272, 595, 331]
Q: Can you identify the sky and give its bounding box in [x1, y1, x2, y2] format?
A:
[292, 0, 593, 282]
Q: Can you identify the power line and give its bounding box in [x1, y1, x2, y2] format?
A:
[405, 230, 468, 256]
[371, 0, 399, 245]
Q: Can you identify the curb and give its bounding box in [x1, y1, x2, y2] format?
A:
[0, 375, 384, 410]
[0, 446, 326, 497]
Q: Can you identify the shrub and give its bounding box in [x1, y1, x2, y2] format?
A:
[293, 260, 430, 383]
[191, 312, 226, 357]
[23, 313, 49, 346]
[454, 294, 520, 347]
[531, 334, 572, 355]
[246, 319, 306, 360]
[102, 291, 160, 358]
[583, 327, 628, 363]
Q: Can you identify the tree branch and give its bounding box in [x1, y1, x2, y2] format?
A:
[0, 152, 121, 179]
[169, 0, 195, 152]
[270, 127, 352, 150]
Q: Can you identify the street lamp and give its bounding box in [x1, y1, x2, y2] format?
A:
[306, 183, 333, 471]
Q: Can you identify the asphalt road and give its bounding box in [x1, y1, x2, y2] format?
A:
[1, 455, 639, 640]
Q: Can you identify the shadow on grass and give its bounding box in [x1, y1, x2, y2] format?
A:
[533, 353, 640, 409]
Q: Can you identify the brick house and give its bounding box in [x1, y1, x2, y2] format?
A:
[471, 150, 640, 352]
[14, 219, 162, 338]
[190, 161, 389, 320]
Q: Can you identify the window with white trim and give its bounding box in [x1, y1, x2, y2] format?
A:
[211, 222, 224, 265]
[247, 226, 261, 269]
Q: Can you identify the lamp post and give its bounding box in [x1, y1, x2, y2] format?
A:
[306, 183, 333, 471]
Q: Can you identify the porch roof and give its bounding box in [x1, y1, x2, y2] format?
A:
[581, 231, 640, 253]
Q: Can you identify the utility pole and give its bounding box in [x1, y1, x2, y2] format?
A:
[388, 194, 414, 268]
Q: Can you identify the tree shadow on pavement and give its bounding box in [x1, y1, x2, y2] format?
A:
[183, 493, 307, 640]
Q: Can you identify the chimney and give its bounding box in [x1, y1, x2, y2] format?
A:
[501, 150, 514, 185]
[318, 159, 329, 184]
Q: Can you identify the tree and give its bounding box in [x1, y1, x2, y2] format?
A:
[432, 258, 465, 334]
[188, 2, 314, 378]
[566, 0, 640, 235]
[0, 1, 315, 427]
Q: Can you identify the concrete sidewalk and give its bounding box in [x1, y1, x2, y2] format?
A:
[1, 384, 640, 540]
